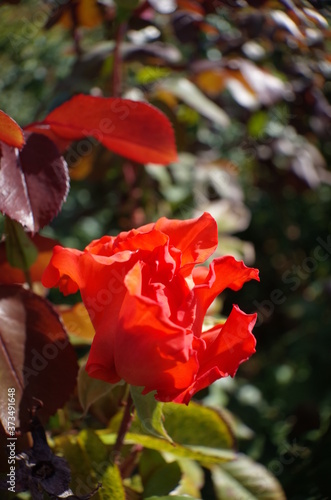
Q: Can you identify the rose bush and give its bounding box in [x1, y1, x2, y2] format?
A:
[42, 212, 259, 404]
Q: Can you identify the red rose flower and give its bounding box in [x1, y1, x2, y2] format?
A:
[42, 212, 259, 404]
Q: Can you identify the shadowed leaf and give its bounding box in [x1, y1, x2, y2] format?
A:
[78, 361, 118, 414]
[0, 285, 78, 431]
[4, 218, 38, 273]
[0, 233, 59, 285]
[212, 454, 286, 500]
[0, 133, 69, 233]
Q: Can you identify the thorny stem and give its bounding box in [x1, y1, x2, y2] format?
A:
[112, 21, 127, 97]
[112, 391, 134, 464]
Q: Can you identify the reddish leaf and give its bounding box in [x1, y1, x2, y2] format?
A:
[25, 94, 177, 165]
[0, 285, 78, 432]
[0, 110, 25, 149]
[0, 133, 69, 233]
[0, 234, 59, 285]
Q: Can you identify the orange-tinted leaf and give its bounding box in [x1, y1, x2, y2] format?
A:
[193, 68, 227, 96]
[177, 0, 204, 15]
[154, 88, 178, 109]
[0, 285, 78, 431]
[69, 150, 95, 180]
[58, 303, 95, 343]
[0, 133, 69, 233]
[59, 0, 104, 28]
[45, 0, 106, 30]
[0, 110, 25, 149]
[159, 78, 230, 127]
[0, 234, 59, 285]
[25, 95, 177, 165]
[194, 61, 286, 109]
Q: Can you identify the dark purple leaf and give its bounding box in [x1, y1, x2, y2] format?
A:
[0, 133, 69, 233]
[0, 285, 78, 432]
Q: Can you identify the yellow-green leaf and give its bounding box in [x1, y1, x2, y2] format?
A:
[99, 464, 126, 500]
[163, 402, 235, 450]
[99, 432, 235, 465]
[78, 429, 109, 469]
[54, 434, 100, 497]
[145, 497, 200, 500]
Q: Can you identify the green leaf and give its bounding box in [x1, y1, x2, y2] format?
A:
[211, 454, 286, 500]
[136, 67, 171, 85]
[174, 459, 204, 498]
[54, 434, 100, 497]
[78, 361, 121, 415]
[114, 0, 139, 8]
[163, 402, 235, 450]
[4, 218, 37, 272]
[77, 429, 109, 470]
[143, 461, 182, 498]
[99, 431, 235, 464]
[247, 111, 268, 139]
[99, 464, 126, 500]
[114, 0, 139, 21]
[139, 449, 167, 484]
[130, 385, 173, 442]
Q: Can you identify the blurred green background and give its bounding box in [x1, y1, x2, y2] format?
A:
[1, 0, 331, 498]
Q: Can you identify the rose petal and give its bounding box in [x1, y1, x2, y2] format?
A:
[41, 213, 259, 404]
[42, 246, 82, 295]
[116, 288, 198, 392]
[191, 255, 259, 334]
[173, 305, 257, 404]
[155, 212, 218, 273]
